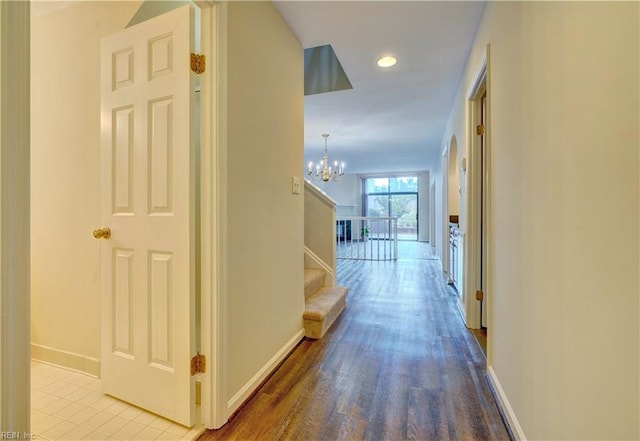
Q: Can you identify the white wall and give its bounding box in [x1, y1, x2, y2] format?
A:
[225, 1, 305, 409]
[441, 2, 639, 439]
[31, 1, 141, 375]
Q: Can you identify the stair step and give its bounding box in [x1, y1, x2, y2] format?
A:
[304, 286, 348, 339]
[304, 268, 326, 299]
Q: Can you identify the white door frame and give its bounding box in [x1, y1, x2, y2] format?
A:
[441, 145, 449, 276]
[464, 45, 491, 349]
[429, 181, 436, 249]
[0, 0, 31, 431]
[197, 0, 228, 429]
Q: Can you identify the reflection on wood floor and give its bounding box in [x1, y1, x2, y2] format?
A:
[200, 247, 510, 441]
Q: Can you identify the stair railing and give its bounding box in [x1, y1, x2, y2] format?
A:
[336, 216, 398, 261]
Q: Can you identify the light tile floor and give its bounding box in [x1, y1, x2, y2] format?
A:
[31, 361, 203, 441]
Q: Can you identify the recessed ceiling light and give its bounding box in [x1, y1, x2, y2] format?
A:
[377, 56, 397, 68]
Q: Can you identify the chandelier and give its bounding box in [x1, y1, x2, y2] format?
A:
[307, 133, 345, 182]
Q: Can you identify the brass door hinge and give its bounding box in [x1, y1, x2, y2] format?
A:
[191, 53, 206, 74]
[191, 352, 206, 375]
[476, 124, 485, 136]
[476, 290, 484, 301]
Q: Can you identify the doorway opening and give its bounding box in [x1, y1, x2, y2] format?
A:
[29, 1, 219, 435]
[467, 50, 490, 355]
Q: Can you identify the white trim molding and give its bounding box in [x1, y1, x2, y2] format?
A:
[440, 144, 449, 277]
[31, 345, 99, 378]
[226, 329, 304, 416]
[199, 0, 228, 430]
[0, 0, 30, 431]
[463, 44, 490, 331]
[487, 367, 527, 441]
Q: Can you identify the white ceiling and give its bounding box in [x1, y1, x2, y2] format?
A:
[273, 1, 486, 174]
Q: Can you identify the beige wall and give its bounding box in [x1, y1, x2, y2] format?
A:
[31, 1, 140, 375]
[225, 1, 305, 402]
[441, 2, 639, 439]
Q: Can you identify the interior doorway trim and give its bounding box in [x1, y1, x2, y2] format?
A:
[429, 181, 436, 248]
[0, 0, 31, 431]
[464, 45, 491, 348]
[441, 145, 449, 276]
[197, 0, 228, 429]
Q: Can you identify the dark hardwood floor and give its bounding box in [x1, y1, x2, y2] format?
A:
[200, 246, 511, 441]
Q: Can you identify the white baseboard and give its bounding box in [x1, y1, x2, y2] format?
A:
[304, 246, 335, 287]
[487, 366, 526, 441]
[31, 343, 100, 377]
[227, 329, 304, 414]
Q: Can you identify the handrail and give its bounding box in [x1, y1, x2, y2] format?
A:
[336, 216, 398, 261]
[304, 179, 336, 208]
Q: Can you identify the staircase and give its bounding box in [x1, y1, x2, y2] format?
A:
[303, 268, 348, 339]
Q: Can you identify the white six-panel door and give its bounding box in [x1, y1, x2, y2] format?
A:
[99, 5, 196, 427]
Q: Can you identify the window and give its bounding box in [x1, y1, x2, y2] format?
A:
[363, 177, 418, 241]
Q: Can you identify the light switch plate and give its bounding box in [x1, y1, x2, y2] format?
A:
[292, 176, 301, 195]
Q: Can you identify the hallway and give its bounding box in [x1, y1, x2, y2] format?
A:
[201, 244, 510, 440]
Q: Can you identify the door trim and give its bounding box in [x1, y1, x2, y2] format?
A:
[441, 145, 449, 276]
[430, 181, 436, 248]
[464, 45, 491, 357]
[0, 0, 31, 431]
[198, 0, 228, 429]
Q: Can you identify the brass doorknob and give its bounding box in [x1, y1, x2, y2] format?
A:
[93, 227, 111, 239]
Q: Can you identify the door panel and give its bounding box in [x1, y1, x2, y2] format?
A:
[100, 4, 196, 426]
